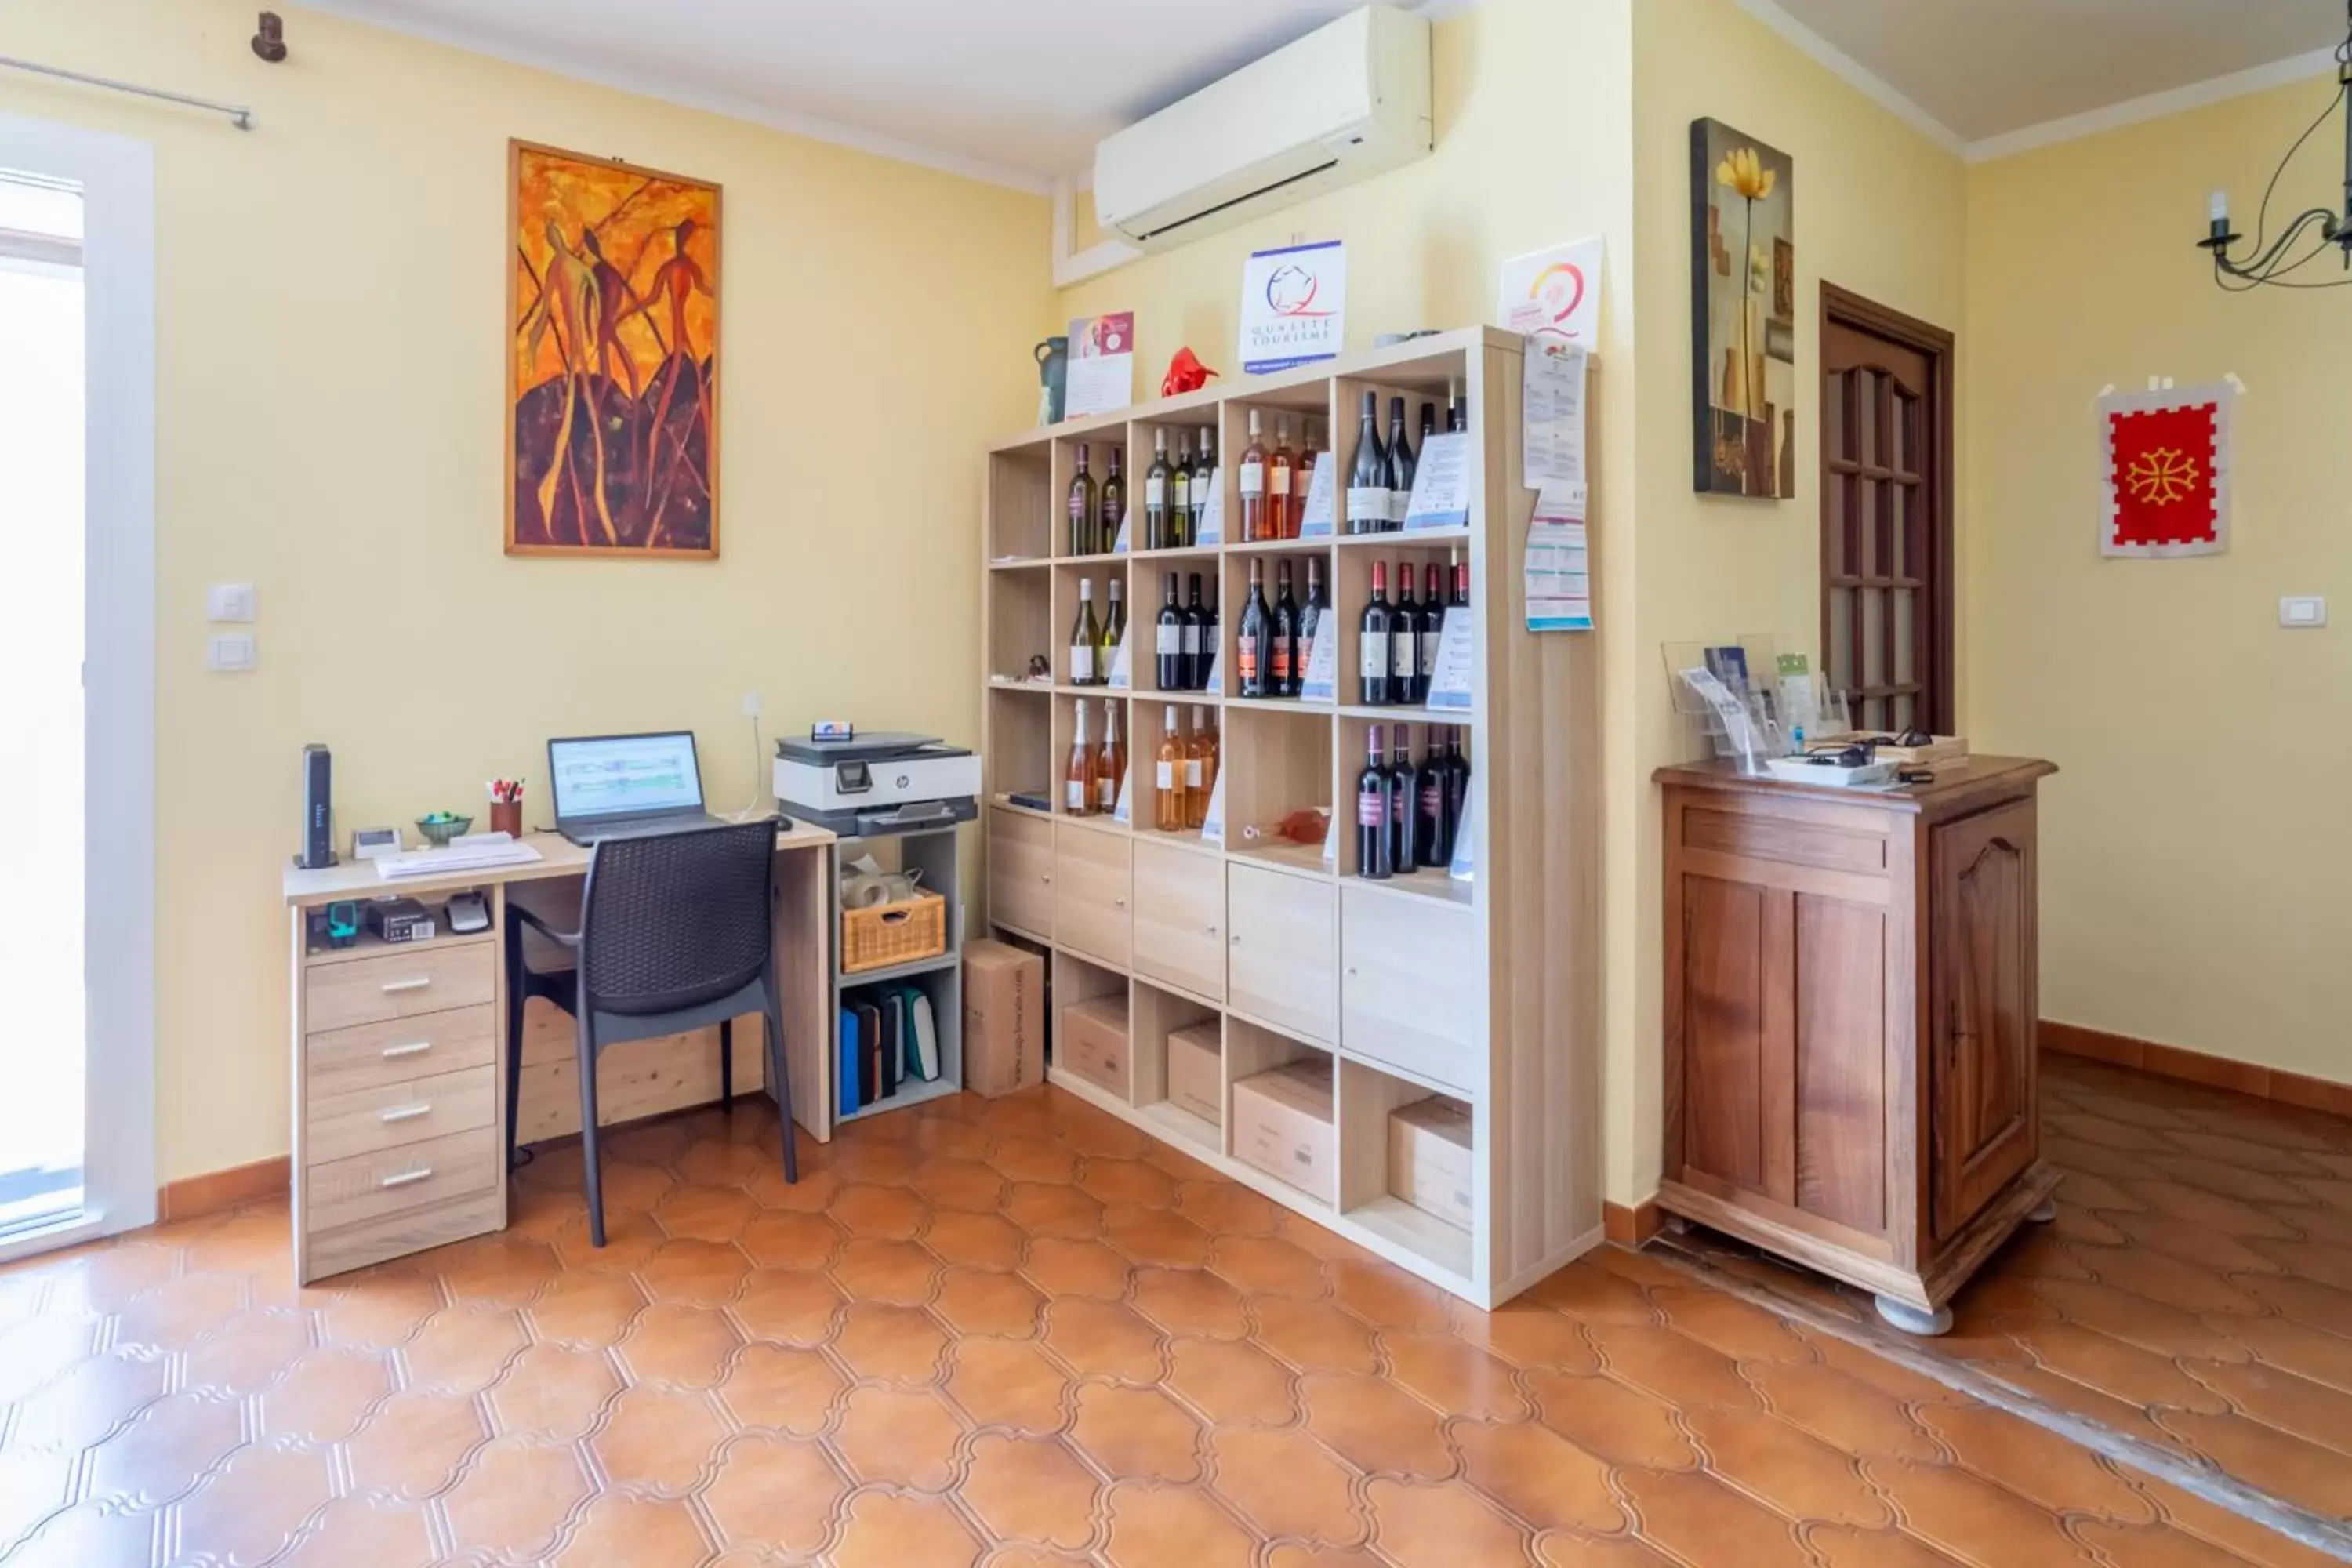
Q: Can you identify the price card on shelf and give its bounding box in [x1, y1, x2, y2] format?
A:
[1427, 612, 1475, 712]
[1321, 811, 1337, 867]
[1298, 622, 1338, 703]
[1199, 768, 1226, 843]
[1523, 480, 1593, 633]
[1113, 765, 1133, 825]
[1112, 508, 1131, 554]
[1203, 648, 1222, 694]
[1298, 458, 1336, 537]
[1403, 432, 1472, 531]
[1449, 796, 1475, 882]
[1108, 624, 1132, 688]
[1195, 476, 1225, 546]
[1523, 341, 1588, 491]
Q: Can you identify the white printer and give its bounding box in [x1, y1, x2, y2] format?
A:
[775, 731, 982, 837]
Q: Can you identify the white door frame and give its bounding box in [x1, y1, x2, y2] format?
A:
[0, 112, 155, 1261]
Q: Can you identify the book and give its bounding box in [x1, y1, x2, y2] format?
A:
[880, 992, 906, 1098]
[906, 988, 939, 1080]
[837, 1008, 862, 1117]
[855, 1000, 883, 1105]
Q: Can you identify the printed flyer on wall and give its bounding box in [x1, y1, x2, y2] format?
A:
[1239, 241, 1346, 373]
[1064, 311, 1135, 419]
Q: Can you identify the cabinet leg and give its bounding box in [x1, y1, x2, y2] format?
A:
[2027, 1197, 2059, 1224]
[1874, 1294, 1954, 1337]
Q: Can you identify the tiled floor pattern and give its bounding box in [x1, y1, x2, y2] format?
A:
[0, 1081, 2338, 1566]
[1670, 1054, 2352, 1538]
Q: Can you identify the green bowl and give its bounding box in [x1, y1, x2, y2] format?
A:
[416, 813, 472, 848]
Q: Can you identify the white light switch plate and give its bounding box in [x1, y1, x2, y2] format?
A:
[208, 633, 256, 672]
[2280, 596, 2327, 628]
[207, 583, 256, 622]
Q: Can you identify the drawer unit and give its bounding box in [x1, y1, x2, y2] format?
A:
[1340, 888, 1481, 1091]
[1131, 840, 1225, 1002]
[304, 1065, 496, 1167]
[305, 1005, 498, 1101]
[305, 942, 497, 1033]
[1053, 825, 1132, 969]
[987, 806, 1055, 940]
[1227, 864, 1336, 1044]
[306, 1190, 506, 1282]
[304, 1127, 501, 1236]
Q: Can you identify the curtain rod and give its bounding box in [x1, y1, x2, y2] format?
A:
[0, 56, 254, 131]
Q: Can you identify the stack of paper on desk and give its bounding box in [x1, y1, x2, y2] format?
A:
[377, 833, 544, 879]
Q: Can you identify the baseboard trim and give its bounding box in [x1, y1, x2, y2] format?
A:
[2042, 1021, 2352, 1120]
[1604, 1197, 1662, 1247]
[158, 1155, 289, 1222]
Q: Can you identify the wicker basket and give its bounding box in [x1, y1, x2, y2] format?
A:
[841, 890, 948, 975]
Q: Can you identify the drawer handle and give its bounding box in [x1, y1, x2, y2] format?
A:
[1114, 896, 1127, 908]
[380, 1040, 433, 1060]
[1230, 935, 1241, 946]
[1041, 873, 1053, 884]
[379, 978, 434, 995]
[379, 1103, 433, 1124]
[379, 1167, 434, 1189]
[1204, 925, 1219, 936]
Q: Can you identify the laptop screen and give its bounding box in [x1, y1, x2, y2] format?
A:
[548, 732, 704, 822]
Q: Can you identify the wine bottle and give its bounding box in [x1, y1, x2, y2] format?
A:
[1238, 557, 1272, 699]
[1442, 728, 1471, 862]
[1171, 434, 1192, 550]
[1065, 699, 1096, 815]
[1294, 419, 1319, 531]
[1155, 704, 1187, 832]
[1417, 727, 1451, 867]
[1359, 561, 1394, 706]
[1346, 392, 1387, 535]
[1239, 409, 1269, 542]
[1100, 446, 1126, 555]
[1417, 563, 1445, 706]
[1272, 560, 1300, 699]
[1389, 724, 1421, 873]
[1069, 578, 1102, 687]
[1300, 556, 1328, 692]
[1385, 397, 1415, 532]
[1447, 376, 1467, 434]
[1144, 428, 1171, 551]
[1418, 402, 1437, 458]
[1269, 417, 1295, 540]
[1180, 572, 1207, 691]
[1390, 560, 1418, 706]
[1205, 579, 1221, 689]
[1452, 552, 1472, 611]
[1068, 445, 1095, 557]
[1356, 724, 1393, 880]
[1097, 699, 1123, 815]
[1156, 573, 1184, 691]
[1185, 706, 1216, 829]
[1193, 424, 1218, 540]
[1100, 576, 1124, 682]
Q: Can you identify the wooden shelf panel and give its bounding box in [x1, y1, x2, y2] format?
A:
[1228, 838, 1332, 880]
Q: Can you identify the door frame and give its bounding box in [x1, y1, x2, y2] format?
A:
[0, 112, 156, 1261]
[1819, 283, 1955, 735]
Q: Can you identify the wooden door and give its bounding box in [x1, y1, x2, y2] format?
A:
[1131, 840, 1225, 1003]
[1227, 864, 1336, 1044]
[987, 808, 1054, 941]
[1929, 800, 2038, 1237]
[1820, 286, 1953, 735]
[1051, 825, 1131, 969]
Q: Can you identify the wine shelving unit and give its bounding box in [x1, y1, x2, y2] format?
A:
[979, 327, 1599, 1308]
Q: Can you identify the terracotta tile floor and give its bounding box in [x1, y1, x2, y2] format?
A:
[1668, 1054, 2352, 1538]
[0, 1081, 2336, 1566]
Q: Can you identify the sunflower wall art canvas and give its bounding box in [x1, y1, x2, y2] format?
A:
[507, 140, 720, 557]
[1690, 119, 1795, 499]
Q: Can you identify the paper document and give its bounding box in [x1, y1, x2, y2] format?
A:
[1109, 625, 1132, 689]
[1524, 480, 1593, 633]
[1298, 457, 1336, 537]
[1404, 431, 1472, 531]
[379, 834, 543, 880]
[1427, 613, 1475, 712]
[1298, 622, 1337, 703]
[1523, 343, 1588, 490]
[1195, 477, 1225, 546]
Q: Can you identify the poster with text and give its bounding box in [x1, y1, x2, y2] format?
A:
[1240, 241, 1346, 374]
[1497, 237, 1603, 348]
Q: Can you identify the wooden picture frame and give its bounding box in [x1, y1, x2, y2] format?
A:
[1690, 118, 1795, 499]
[506, 139, 722, 558]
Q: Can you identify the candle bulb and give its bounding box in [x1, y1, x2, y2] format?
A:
[2209, 189, 2230, 227]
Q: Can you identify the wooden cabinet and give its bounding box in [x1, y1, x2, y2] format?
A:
[1228, 865, 1336, 1044]
[1340, 888, 1479, 1093]
[1131, 840, 1225, 1003]
[1052, 823, 1131, 969]
[987, 808, 1054, 941]
[1658, 757, 2059, 1334]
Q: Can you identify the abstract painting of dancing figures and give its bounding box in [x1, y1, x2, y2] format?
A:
[507, 140, 720, 557]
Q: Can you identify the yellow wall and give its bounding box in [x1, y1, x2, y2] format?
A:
[1, 0, 1047, 1182]
[1967, 76, 2351, 1082]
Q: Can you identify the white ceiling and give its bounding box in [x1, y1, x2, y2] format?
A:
[299, 0, 1436, 191]
[1763, 0, 2348, 147]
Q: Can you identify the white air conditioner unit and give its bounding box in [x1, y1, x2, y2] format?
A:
[1093, 5, 1432, 252]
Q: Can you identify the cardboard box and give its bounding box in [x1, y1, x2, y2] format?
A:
[1062, 996, 1131, 1098]
[1231, 1058, 1334, 1200]
[1388, 1094, 1474, 1230]
[964, 939, 1044, 1097]
[1166, 1024, 1222, 1125]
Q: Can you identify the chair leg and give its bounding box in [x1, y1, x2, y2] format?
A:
[503, 925, 529, 1171]
[720, 1018, 735, 1112]
[764, 994, 797, 1185]
[577, 1013, 605, 1248]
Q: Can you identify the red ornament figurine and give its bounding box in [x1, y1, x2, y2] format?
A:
[1162, 347, 1218, 397]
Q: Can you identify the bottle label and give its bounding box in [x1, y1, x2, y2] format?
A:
[1069, 493, 1086, 528]
[1070, 646, 1095, 682]
[1392, 787, 1409, 824]
[1359, 638, 1386, 681]
[1271, 462, 1290, 498]
[1065, 778, 1085, 811]
[1180, 625, 1200, 655]
[1382, 488, 1406, 524]
[1294, 466, 1313, 499]
[1156, 624, 1180, 656]
[1145, 477, 1166, 507]
[1392, 630, 1416, 681]
[1272, 640, 1292, 682]
[1420, 630, 1439, 677]
[1346, 487, 1386, 526]
[1357, 789, 1386, 828]
[1240, 461, 1265, 496]
[1237, 646, 1258, 683]
[1098, 775, 1117, 810]
[1172, 477, 1189, 513]
[1156, 760, 1175, 790]
[1421, 780, 1443, 816]
[1185, 758, 1204, 788]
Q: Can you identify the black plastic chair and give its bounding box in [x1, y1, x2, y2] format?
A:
[503, 820, 797, 1244]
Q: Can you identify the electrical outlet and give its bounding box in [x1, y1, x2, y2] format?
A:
[740, 691, 763, 718]
[208, 633, 256, 672]
[2280, 596, 2328, 628]
[207, 583, 256, 622]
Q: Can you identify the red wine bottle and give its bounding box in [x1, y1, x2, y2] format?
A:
[1180, 573, 1207, 691]
[1359, 561, 1394, 706]
[1300, 557, 1328, 691]
[1417, 563, 1445, 705]
[1156, 572, 1184, 691]
[1356, 724, 1392, 880]
[1417, 726, 1451, 867]
[1272, 560, 1301, 698]
[1347, 391, 1387, 535]
[1389, 724, 1421, 873]
[1385, 397, 1415, 532]
[1390, 561, 1418, 706]
[1442, 728, 1471, 863]
[1238, 558, 1273, 699]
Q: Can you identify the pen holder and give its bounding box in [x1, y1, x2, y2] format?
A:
[489, 800, 522, 840]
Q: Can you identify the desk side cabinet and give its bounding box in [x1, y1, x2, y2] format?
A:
[1657, 757, 2060, 1334]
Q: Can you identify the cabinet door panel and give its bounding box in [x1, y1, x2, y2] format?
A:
[1227, 865, 1335, 1044]
[1931, 800, 2038, 1238]
[1341, 887, 1479, 1091]
[1794, 895, 1887, 1234]
[988, 808, 1054, 941]
[1132, 840, 1225, 1002]
[1054, 826, 1131, 969]
[1680, 875, 1769, 1192]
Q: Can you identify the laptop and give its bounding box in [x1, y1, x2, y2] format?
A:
[548, 731, 724, 846]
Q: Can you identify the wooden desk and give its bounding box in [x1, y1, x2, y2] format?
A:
[281, 824, 834, 1283]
